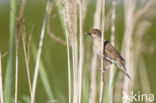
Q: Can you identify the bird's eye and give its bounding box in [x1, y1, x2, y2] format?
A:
[94, 32, 96, 34]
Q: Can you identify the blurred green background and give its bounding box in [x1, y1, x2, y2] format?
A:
[0, 0, 156, 103]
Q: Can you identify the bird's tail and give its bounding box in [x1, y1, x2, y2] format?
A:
[121, 68, 131, 80]
[116, 61, 131, 80]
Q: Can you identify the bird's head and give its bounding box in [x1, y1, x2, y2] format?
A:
[86, 28, 101, 39]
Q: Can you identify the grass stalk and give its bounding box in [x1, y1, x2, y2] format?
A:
[15, 55, 18, 103]
[88, 53, 97, 103]
[4, 0, 16, 102]
[78, 2, 83, 102]
[122, 1, 135, 103]
[93, 0, 102, 28]
[78, 1, 88, 103]
[0, 53, 4, 103]
[15, 0, 27, 102]
[39, 62, 54, 100]
[46, 1, 67, 46]
[31, 0, 51, 103]
[139, 59, 153, 103]
[99, 0, 105, 103]
[47, 23, 66, 46]
[121, 1, 154, 103]
[65, 26, 72, 103]
[19, 0, 32, 94]
[88, 0, 102, 102]
[31, 42, 54, 99]
[63, 1, 78, 102]
[108, 0, 116, 103]
[22, 30, 32, 94]
[78, 0, 88, 102]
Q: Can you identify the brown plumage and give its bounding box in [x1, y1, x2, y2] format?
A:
[86, 28, 131, 80]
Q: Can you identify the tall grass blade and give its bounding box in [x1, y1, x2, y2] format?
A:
[4, 0, 16, 103]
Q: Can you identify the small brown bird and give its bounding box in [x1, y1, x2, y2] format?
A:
[86, 28, 131, 80]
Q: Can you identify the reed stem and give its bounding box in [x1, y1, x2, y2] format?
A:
[31, 0, 51, 102]
[99, 0, 105, 103]
[65, 27, 72, 103]
[108, 0, 116, 103]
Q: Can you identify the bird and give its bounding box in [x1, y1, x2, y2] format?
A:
[86, 28, 131, 80]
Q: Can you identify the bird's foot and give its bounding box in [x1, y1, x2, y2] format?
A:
[101, 69, 105, 74]
[99, 54, 105, 59]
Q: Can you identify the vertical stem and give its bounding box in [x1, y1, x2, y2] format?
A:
[139, 59, 153, 103]
[78, 0, 84, 103]
[122, 0, 135, 103]
[108, 0, 116, 103]
[31, 42, 54, 100]
[99, 0, 105, 103]
[65, 27, 72, 103]
[69, 2, 78, 103]
[0, 53, 4, 103]
[89, 0, 102, 102]
[93, 0, 102, 28]
[31, 0, 51, 103]
[22, 36, 32, 94]
[15, 55, 18, 103]
[4, 0, 16, 103]
[111, 0, 116, 46]
[88, 53, 97, 103]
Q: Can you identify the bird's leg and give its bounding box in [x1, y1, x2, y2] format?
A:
[99, 54, 114, 72]
[103, 55, 114, 64]
[99, 53, 105, 59]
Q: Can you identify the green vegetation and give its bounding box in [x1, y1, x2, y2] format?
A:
[0, 0, 156, 103]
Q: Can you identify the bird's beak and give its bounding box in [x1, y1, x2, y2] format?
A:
[85, 32, 91, 35]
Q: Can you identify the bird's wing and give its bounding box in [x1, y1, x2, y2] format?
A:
[103, 40, 125, 63]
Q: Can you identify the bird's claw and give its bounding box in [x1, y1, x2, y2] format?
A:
[101, 70, 105, 74]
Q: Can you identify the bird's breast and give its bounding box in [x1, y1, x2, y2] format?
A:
[94, 39, 102, 56]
